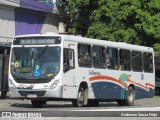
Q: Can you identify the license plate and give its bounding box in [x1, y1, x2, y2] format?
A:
[27, 93, 37, 98]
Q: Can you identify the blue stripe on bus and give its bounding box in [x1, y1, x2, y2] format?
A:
[91, 82, 154, 100]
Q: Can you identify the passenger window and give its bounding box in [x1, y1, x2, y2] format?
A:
[119, 49, 131, 71]
[106, 47, 118, 70]
[143, 53, 153, 73]
[63, 49, 75, 72]
[132, 51, 142, 72]
[78, 44, 91, 67]
[92, 45, 106, 69]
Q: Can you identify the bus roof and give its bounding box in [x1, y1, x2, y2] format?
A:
[14, 33, 154, 53]
[61, 34, 153, 53]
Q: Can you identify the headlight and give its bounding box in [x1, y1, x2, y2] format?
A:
[9, 79, 16, 89]
[49, 80, 59, 89]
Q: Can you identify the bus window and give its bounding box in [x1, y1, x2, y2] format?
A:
[143, 53, 153, 73]
[10, 47, 60, 80]
[64, 49, 75, 72]
[132, 51, 142, 72]
[78, 44, 91, 67]
[92, 45, 106, 69]
[106, 47, 118, 70]
[119, 49, 131, 71]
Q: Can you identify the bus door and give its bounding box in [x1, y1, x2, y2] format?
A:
[62, 42, 78, 98]
[63, 43, 76, 87]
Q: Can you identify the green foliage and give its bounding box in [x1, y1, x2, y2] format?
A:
[65, 0, 160, 52]
[154, 43, 160, 56]
[65, 0, 97, 36]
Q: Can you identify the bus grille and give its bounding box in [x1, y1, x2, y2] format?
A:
[18, 91, 46, 97]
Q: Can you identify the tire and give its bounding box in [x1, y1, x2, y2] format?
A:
[72, 87, 85, 107]
[117, 87, 135, 106]
[31, 100, 46, 108]
[87, 100, 99, 107]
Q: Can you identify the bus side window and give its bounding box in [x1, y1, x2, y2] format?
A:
[143, 52, 153, 73]
[63, 49, 75, 72]
[119, 49, 131, 71]
[132, 51, 142, 72]
[92, 45, 106, 69]
[78, 44, 91, 67]
[106, 47, 118, 70]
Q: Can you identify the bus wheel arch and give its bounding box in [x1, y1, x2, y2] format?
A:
[72, 82, 88, 107]
[117, 84, 135, 106]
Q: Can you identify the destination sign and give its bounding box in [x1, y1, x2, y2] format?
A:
[13, 37, 61, 45]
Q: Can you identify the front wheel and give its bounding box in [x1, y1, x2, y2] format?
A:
[31, 100, 46, 108]
[117, 87, 135, 106]
[72, 87, 85, 107]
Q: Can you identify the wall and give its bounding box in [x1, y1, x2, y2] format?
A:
[0, 5, 59, 43]
[0, 6, 15, 42]
[41, 14, 59, 34]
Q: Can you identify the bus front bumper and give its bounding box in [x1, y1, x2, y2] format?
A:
[9, 86, 63, 99]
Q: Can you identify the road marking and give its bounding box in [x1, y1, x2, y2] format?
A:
[69, 107, 160, 111]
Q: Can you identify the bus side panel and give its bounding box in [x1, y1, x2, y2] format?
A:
[88, 70, 155, 100]
[135, 86, 154, 99]
[90, 82, 127, 99]
[134, 72, 155, 99]
[62, 86, 79, 99]
[84, 69, 129, 100]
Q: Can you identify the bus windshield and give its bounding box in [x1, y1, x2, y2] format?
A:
[10, 46, 60, 80]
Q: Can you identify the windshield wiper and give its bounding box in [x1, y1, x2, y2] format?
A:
[37, 45, 48, 59]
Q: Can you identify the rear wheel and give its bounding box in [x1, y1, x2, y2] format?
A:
[117, 87, 135, 106]
[31, 100, 46, 108]
[72, 87, 85, 107]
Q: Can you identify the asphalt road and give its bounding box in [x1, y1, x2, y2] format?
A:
[0, 95, 160, 119]
[0, 95, 160, 110]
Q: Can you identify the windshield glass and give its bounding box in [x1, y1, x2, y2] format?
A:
[11, 47, 60, 80]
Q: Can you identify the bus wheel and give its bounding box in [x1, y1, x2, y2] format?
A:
[72, 87, 85, 107]
[117, 87, 135, 106]
[87, 100, 99, 107]
[31, 100, 46, 108]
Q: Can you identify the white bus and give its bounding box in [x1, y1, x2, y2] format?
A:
[9, 33, 155, 107]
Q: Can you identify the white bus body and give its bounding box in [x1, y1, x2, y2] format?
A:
[9, 33, 155, 107]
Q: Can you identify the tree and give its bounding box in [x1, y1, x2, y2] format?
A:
[65, 0, 98, 36]
[65, 0, 160, 49]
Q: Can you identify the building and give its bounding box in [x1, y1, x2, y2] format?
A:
[0, 0, 66, 43]
[0, 0, 66, 98]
